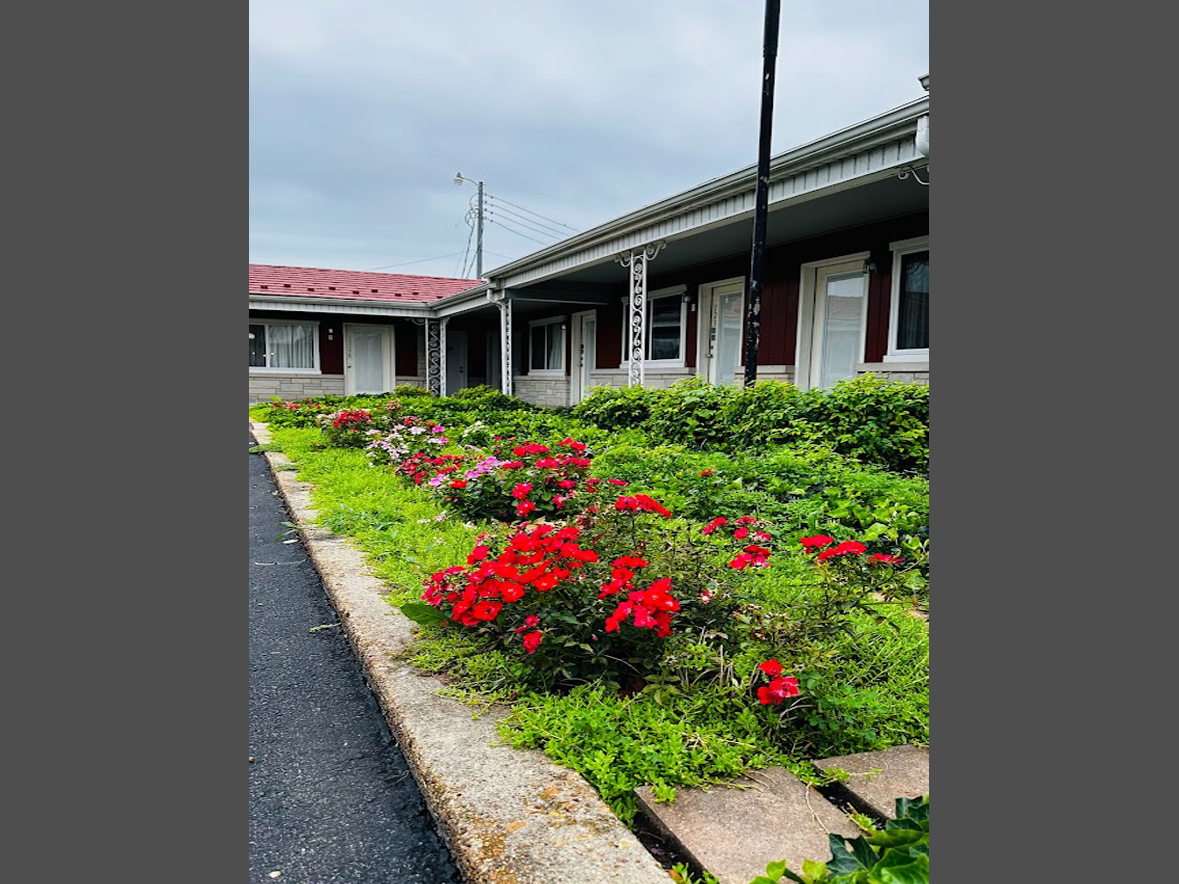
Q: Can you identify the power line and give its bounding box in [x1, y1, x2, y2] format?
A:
[453, 212, 475, 277]
[485, 193, 578, 233]
[486, 207, 562, 241]
[487, 217, 551, 247]
[486, 203, 568, 238]
[367, 251, 466, 270]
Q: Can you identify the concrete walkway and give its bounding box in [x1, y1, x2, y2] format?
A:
[249, 437, 460, 884]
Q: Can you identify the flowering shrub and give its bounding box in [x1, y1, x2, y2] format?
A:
[364, 416, 448, 467]
[428, 437, 597, 523]
[259, 398, 331, 428]
[792, 534, 924, 637]
[318, 408, 375, 447]
[404, 495, 770, 689]
[755, 658, 801, 707]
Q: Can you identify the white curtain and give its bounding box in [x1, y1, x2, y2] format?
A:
[269, 324, 315, 368]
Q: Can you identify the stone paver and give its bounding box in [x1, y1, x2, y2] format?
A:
[814, 745, 929, 821]
[635, 767, 859, 884]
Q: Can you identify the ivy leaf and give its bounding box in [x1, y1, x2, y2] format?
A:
[399, 603, 448, 626]
[873, 850, 929, 884]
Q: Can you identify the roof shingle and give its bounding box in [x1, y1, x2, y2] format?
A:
[248, 264, 482, 303]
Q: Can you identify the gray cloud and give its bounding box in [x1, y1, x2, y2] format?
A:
[250, 0, 928, 276]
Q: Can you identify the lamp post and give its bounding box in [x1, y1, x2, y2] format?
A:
[453, 172, 484, 278]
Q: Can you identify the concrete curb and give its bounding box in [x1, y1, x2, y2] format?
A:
[251, 421, 670, 884]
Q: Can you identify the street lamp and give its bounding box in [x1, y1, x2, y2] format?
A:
[453, 172, 485, 278]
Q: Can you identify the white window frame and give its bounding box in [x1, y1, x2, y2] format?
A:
[527, 316, 566, 375]
[884, 236, 929, 363]
[645, 285, 688, 367]
[795, 252, 871, 391]
[249, 318, 321, 374]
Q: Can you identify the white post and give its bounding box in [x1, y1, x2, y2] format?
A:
[615, 242, 665, 387]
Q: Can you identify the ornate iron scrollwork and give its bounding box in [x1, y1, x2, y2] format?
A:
[425, 319, 442, 396]
[614, 241, 665, 387]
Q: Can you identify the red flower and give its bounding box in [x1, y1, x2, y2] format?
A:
[472, 600, 502, 621]
[736, 516, 758, 525]
[450, 480, 468, 489]
[608, 478, 628, 486]
[869, 553, 904, 565]
[702, 517, 729, 536]
[800, 535, 835, 550]
[700, 470, 715, 477]
[467, 545, 491, 564]
[522, 630, 543, 654]
[759, 659, 783, 678]
[515, 501, 537, 516]
[832, 540, 868, 556]
[514, 615, 540, 633]
[511, 483, 533, 500]
[558, 480, 576, 490]
[757, 676, 800, 706]
[734, 527, 750, 540]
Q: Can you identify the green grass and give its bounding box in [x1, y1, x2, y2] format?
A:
[258, 422, 929, 829]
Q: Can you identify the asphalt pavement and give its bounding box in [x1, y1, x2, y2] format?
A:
[249, 438, 460, 884]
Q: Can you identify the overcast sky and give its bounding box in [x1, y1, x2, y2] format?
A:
[249, 0, 928, 279]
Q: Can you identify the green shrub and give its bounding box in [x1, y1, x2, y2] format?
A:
[645, 377, 738, 449]
[572, 385, 665, 431]
[791, 375, 928, 474]
[723, 381, 805, 450]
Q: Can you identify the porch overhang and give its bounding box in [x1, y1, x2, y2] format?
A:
[474, 96, 928, 291]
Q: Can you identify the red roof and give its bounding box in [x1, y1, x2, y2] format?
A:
[249, 264, 482, 304]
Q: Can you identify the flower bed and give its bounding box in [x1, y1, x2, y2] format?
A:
[249, 384, 928, 825]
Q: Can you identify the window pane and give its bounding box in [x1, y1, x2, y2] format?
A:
[269, 324, 316, 369]
[647, 297, 681, 361]
[530, 326, 546, 370]
[249, 324, 267, 367]
[819, 272, 865, 389]
[897, 251, 929, 350]
[546, 324, 563, 370]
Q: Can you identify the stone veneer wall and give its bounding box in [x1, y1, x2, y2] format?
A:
[586, 365, 795, 391]
[855, 363, 929, 386]
[513, 375, 570, 408]
[249, 373, 346, 404]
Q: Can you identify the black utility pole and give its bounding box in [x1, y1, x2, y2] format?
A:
[744, 0, 781, 386]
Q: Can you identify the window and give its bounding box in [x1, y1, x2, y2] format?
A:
[645, 287, 687, 363]
[885, 238, 929, 361]
[528, 317, 565, 372]
[249, 320, 320, 372]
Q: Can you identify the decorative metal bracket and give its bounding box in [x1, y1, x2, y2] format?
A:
[614, 241, 666, 386]
[425, 318, 443, 395]
[898, 165, 929, 186]
[496, 299, 512, 396]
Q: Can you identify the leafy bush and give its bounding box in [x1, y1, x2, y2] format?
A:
[791, 375, 928, 474]
[572, 385, 665, 431]
[646, 377, 738, 449]
[362, 415, 449, 467]
[723, 381, 806, 450]
[747, 795, 928, 884]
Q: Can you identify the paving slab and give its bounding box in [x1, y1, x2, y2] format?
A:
[814, 745, 929, 821]
[635, 767, 859, 884]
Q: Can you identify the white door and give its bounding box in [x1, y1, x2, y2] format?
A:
[446, 328, 467, 394]
[570, 311, 597, 404]
[699, 281, 745, 385]
[808, 261, 868, 389]
[344, 325, 394, 394]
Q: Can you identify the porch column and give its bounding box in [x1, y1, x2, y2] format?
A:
[615, 241, 665, 387]
[438, 317, 449, 396]
[495, 296, 513, 397]
[425, 318, 443, 396]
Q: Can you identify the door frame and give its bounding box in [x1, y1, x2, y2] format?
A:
[794, 252, 870, 391]
[343, 323, 395, 394]
[569, 309, 598, 405]
[696, 276, 745, 385]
